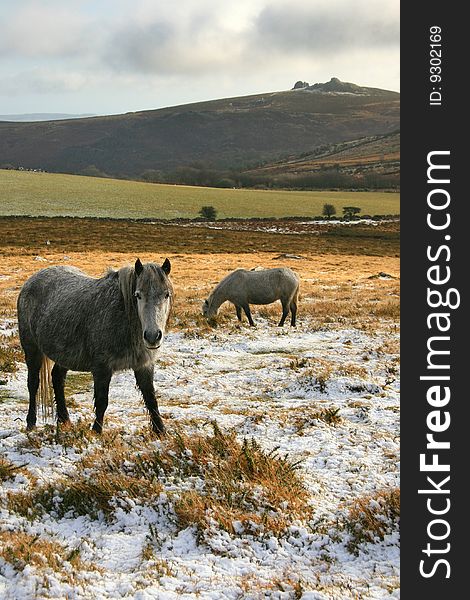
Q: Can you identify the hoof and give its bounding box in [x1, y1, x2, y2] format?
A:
[26, 423, 36, 432]
[151, 428, 167, 439]
[91, 422, 103, 434]
[152, 418, 166, 437]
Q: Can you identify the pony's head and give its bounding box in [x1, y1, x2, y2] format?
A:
[202, 297, 216, 319]
[202, 297, 219, 328]
[134, 258, 173, 350]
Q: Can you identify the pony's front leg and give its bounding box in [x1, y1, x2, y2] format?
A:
[92, 367, 112, 434]
[134, 366, 165, 435]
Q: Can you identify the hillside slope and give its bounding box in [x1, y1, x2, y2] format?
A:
[245, 131, 400, 177]
[0, 80, 399, 179]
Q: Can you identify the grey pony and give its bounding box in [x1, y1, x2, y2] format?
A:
[17, 258, 173, 434]
[202, 267, 299, 326]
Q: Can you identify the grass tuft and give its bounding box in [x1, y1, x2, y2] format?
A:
[294, 407, 342, 432]
[344, 487, 400, 554]
[9, 422, 310, 536]
[0, 530, 84, 574]
[8, 473, 162, 521]
[167, 423, 310, 535]
[0, 334, 22, 374]
[0, 457, 26, 481]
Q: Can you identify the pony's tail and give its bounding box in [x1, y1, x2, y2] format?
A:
[294, 281, 301, 303]
[38, 356, 54, 421]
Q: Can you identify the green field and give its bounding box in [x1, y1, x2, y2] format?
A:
[0, 169, 399, 219]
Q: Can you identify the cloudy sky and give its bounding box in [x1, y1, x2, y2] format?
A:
[0, 0, 399, 116]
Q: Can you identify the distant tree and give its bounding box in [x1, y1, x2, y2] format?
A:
[322, 203, 337, 218]
[199, 205, 218, 220]
[343, 206, 362, 219]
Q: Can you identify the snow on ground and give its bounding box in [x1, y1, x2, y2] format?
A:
[164, 219, 398, 236]
[0, 318, 399, 599]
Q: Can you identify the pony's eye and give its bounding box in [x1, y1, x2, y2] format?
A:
[165, 292, 170, 299]
[134, 291, 142, 300]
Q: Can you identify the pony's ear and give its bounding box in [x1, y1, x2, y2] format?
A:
[162, 258, 171, 275]
[135, 258, 144, 276]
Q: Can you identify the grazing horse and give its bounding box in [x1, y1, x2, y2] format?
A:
[17, 259, 173, 434]
[202, 267, 299, 326]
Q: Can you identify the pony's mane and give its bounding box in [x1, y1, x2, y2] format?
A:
[117, 266, 137, 319]
[208, 270, 242, 303]
[116, 263, 174, 315]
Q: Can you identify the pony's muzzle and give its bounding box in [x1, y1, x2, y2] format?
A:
[144, 329, 163, 348]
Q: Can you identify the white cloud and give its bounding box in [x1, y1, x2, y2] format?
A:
[0, 0, 399, 113]
[0, 1, 93, 58]
[253, 0, 399, 54]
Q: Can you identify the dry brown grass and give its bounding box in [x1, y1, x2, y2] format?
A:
[9, 427, 163, 520]
[0, 334, 22, 374]
[8, 423, 310, 535]
[140, 543, 175, 578]
[293, 407, 342, 432]
[0, 216, 399, 256]
[235, 571, 305, 598]
[0, 457, 26, 481]
[0, 530, 84, 573]
[338, 363, 369, 378]
[376, 338, 400, 355]
[123, 422, 311, 535]
[19, 419, 119, 452]
[343, 487, 400, 554]
[0, 216, 399, 343]
[313, 368, 333, 394]
[288, 355, 375, 397]
[8, 468, 163, 521]
[171, 425, 310, 535]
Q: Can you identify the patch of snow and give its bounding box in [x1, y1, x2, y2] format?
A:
[0, 318, 399, 598]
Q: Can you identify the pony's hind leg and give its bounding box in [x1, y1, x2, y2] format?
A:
[24, 346, 42, 430]
[290, 300, 298, 327]
[290, 287, 299, 327]
[134, 366, 165, 435]
[235, 305, 242, 321]
[91, 367, 112, 434]
[52, 364, 70, 425]
[278, 301, 289, 327]
[243, 304, 255, 326]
